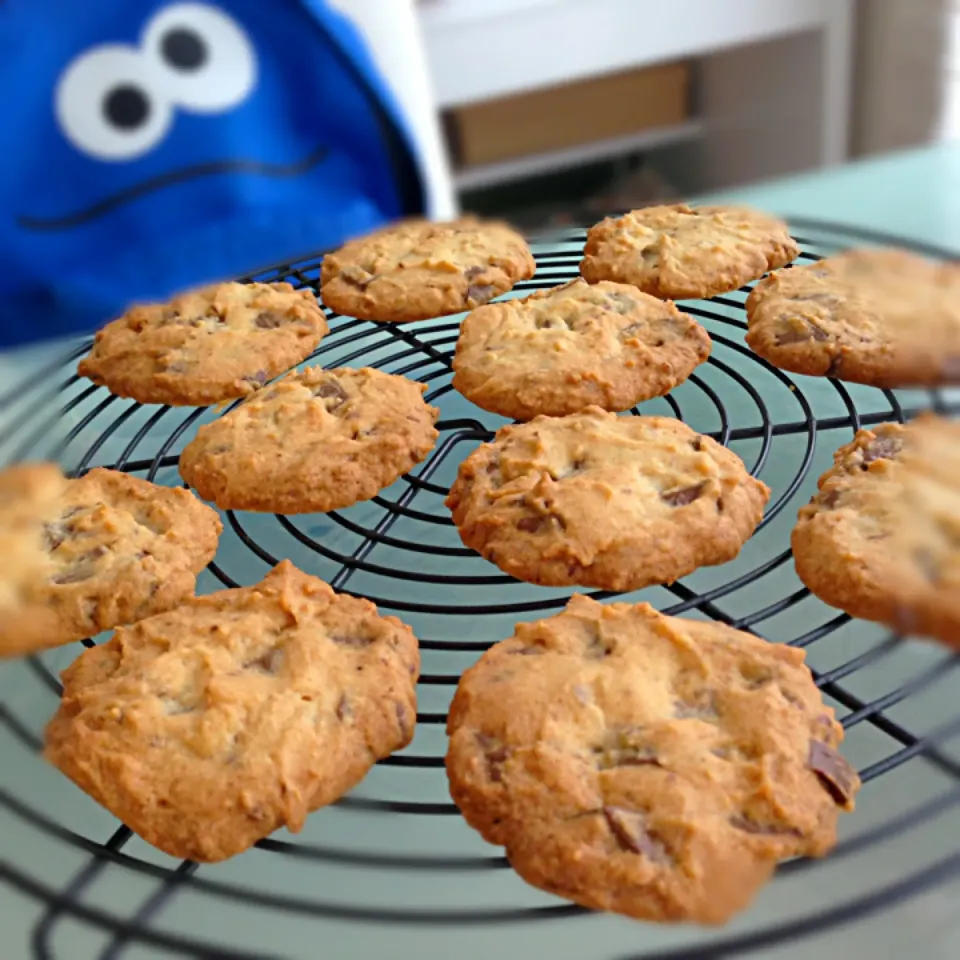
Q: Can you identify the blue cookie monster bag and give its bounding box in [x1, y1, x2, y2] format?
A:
[0, 0, 427, 347]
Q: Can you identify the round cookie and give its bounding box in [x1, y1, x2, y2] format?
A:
[580, 204, 797, 300]
[446, 594, 859, 925]
[746, 248, 960, 387]
[445, 408, 770, 591]
[792, 416, 960, 647]
[319, 217, 535, 322]
[179, 366, 440, 514]
[79, 282, 329, 406]
[45, 561, 420, 862]
[0, 464, 221, 657]
[451, 278, 711, 420]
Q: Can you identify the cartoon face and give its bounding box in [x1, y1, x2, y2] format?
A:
[0, 0, 419, 343]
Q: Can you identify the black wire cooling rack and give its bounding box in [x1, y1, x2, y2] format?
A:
[3, 219, 960, 960]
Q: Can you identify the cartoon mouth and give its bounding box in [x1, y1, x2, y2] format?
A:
[16, 145, 330, 231]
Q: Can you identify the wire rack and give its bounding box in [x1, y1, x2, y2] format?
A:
[3, 219, 960, 960]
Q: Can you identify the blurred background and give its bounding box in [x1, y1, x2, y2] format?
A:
[401, 0, 959, 229]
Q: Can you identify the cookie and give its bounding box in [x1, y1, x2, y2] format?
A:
[0, 464, 221, 658]
[445, 408, 769, 591]
[746, 248, 960, 386]
[179, 366, 439, 514]
[78, 282, 329, 406]
[580, 204, 797, 300]
[319, 217, 536, 322]
[446, 594, 858, 925]
[451, 278, 711, 420]
[45, 561, 419, 862]
[792, 416, 960, 647]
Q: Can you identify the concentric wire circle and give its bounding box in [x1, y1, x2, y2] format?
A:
[2, 219, 960, 959]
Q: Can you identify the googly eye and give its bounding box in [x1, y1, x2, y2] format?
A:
[55, 46, 173, 161]
[143, 3, 257, 113]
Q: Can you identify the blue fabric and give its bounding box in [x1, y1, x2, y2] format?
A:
[0, 0, 426, 346]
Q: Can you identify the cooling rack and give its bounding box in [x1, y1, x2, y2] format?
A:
[2, 219, 960, 960]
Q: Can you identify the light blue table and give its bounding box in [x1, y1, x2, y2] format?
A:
[3, 144, 960, 960]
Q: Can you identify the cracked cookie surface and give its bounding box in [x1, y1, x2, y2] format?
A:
[0, 464, 221, 657]
[452, 279, 711, 420]
[580, 204, 797, 300]
[319, 217, 535, 322]
[445, 408, 769, 591]
[45, 561, 420, 861]
[79, 282, 328, 406]
[746, 248, 960, 386]
[179, 366, 440, 514]
[792, 416, 960, 647]
[446, 594, 858, 924]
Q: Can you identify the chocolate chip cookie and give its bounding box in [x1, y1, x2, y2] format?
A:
[746, 248, 960, 386]
[179, 366, 440, 514]
[319, 217, 536, 322]
[446, 594, 858, 924]
[445, 408, 769, 591]
[580, 204, 798, 300]
[45, 561, 420, 861]
[793, 416, 960, 646]
[79, 282, 328, 406]
[0, 464, 221, 658]
[452, 279, 711, 420]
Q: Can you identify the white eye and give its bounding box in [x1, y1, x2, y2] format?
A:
[143, 3, 257, 113]
[55, 46, 173, 161]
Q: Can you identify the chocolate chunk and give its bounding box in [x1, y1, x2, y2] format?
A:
[254, 311, 284, 329]
[730, 814, 802, 837]
[516, 513, 565, 533]
[464, 265, 487, 281]
[245, 647, 283, 676]
[396, 702, 412, 736]
[330, 633, 374, 649]
[808, 740, 858, 806]
[914, 547, 941, 583]
[603, 806, 668, 861]
[861, 435, 902, 465]
[467, 284, 496, 305]
[640, 245, 660, 267]
[594, 729, 661, 770]
[336, 694, 352, 721]
[661, 481, 707, 507]
[820, 488, 843, 509]
[787, 293, 841, 308]
[775, 317, 830, 345]
[825, 353, 843, 378]
[691, 437, 703, 452]
[42, 522, 67, 551]
[313, 380, 349, 412]
[620, 322, 646, 339]
[476, 733, 509, 782]
[244, 370, 268, 385]
[606, 293, 638, 315]
[164, 361, 190, 375]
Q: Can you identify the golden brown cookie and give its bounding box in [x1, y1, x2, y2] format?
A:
[0, 464, 221, 658]
[445, 408, 769, 591]
[446, 594, 859, 925]
[580, 204, 797, 300]
[746, 248, 960, 386]
[792, 416, 960, 647]
[78, 282, 328, 406]
[319, 217, 536, 322]
[45, 561, 419, 862]
[451, 278, 711, 420]
[179, 366, 439, 514]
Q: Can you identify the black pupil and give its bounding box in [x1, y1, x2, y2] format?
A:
[161, 28, 207, 71]
[103, 86, 150, 130]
